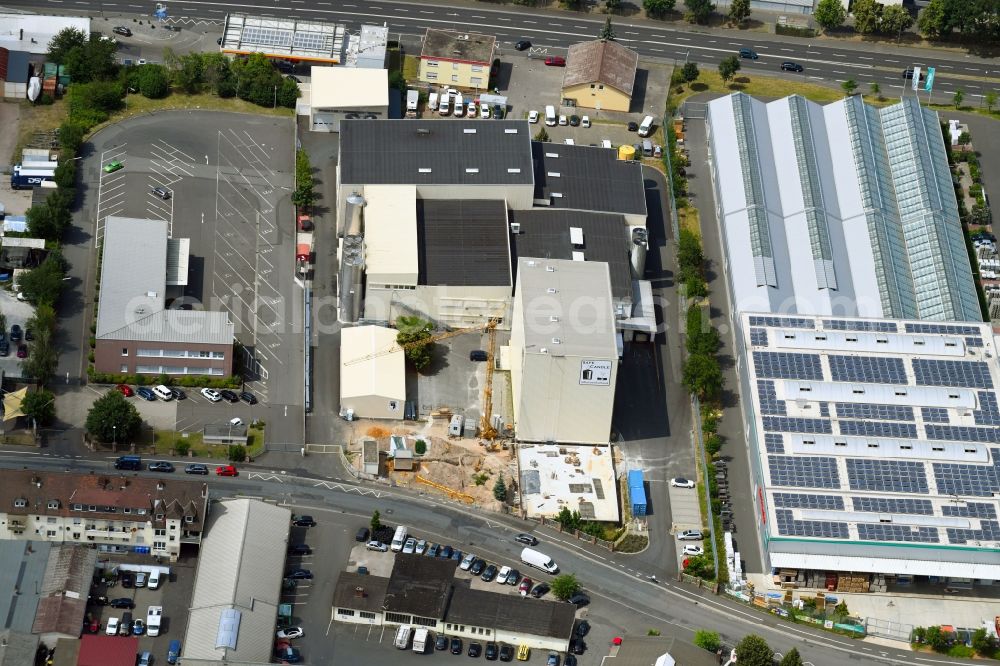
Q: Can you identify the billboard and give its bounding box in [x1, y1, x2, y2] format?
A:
[579, 359, 612, 386]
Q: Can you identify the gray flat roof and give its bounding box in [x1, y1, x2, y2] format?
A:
[421, 29, 495, 65]
[510, 209, 631, 299]
[418, 200, 511, 287]
[339, 120, 534, 186]
[332, 572, 390, 613]
[447, 586, 575, 640]
[385, 554, 456, 619]
[532, 142, 646, 217]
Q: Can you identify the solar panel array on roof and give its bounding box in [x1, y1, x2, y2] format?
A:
[822, 319, 898, 333]
[242, 26, 293, 48]
[768, 455, 840, 488]
[835, 403, 914, 421]
[947, 521, 1000, 544]
[749, 315, 813, 328]
[852, 497, 933, 514]
[749, 328, 768, 346]
[857, 524, 939, 543]
[921, 407, 950, 423]
[926, 424, 1000, 443]
[942, 503, 998, 518]
[974, 392, 1000, 426]
[905, 322, 981, 335]
[752, 351, 823, 380]
[828, 355, 907, 384]
[775, 509, 849, 538]
[846, 459, 928, 493]
[763, 416, 833, 434]
[757, 381, 786, 415]
[819, 402, 830, 417]
[839, 420, 918, 439]
[773, 492, 845, 510]
[764, 433, 785, 454]
[967, 336, 985, 348]
[933, 455, 1000, 496]
[912, 359, 993, 389]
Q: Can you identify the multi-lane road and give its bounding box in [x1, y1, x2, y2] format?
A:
[21, 0, 1000, 100]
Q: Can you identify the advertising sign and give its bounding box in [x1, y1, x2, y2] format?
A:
[925, 67, 936, 92]
[912, 66, 921, 91]
[579, 359, 612, 386]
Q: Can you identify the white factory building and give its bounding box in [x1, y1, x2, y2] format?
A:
[306, 66, 389, 132]
[706, 93, 979, 322]
[339, 325, 406, 420]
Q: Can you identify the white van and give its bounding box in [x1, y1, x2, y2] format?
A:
[638, 115, 655, 137]
[544, 105, 556, 127]
[390, 525, 408, 552]
[152, 385, 173, 401]
[454, 94, 465, 117]
[428, 92, 439, 111]
[439, 94, 451, 116]
[394, 625, 413, 650]
[147, 569, 162, 590]
[520, 547, 559, 574]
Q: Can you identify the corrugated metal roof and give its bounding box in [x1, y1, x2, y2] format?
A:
[166, 238, 189, 286]
[531, 142, 646, 217]
[364, 185, 418, 283]
[183, 499, 291, 663]
[769, 551, 1000, 578]
[563, 39, 638, 96]
[418, 199, 511, 287]
[99, 310, 234, 345]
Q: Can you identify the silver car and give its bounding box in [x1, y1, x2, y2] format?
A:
[366, 540, 388, 552]
[402, 537, 417, 554]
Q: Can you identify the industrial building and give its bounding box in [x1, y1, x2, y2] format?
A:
[95, 217, 234, 378]
[738, 312, 1000, 587]
[706, 93, 979, 322]
[418, 29, 496, 91]
[306, 66, 388, 132]
[219, 13, 346, 63]
[561, 39, 638, 113]
[508, 258, 618, 445]
[339, 325, 406, 420]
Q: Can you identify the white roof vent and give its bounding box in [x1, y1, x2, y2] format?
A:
[418, 168, 432, 173]
[545, 265, 556, 272]
[504, 128, 518, 134]
[507, 168, 521, 173]
[570, 226, 584, 246]
[572, 251, 585, 261]
[547, 287, 558, 294]
[466, 168, 479, 174]
[549, 316, 559, 322]
[547, 172, 561, 178]
[463, 128, 477, 134]
[551, 193, 563, 198]
[510, 222, 521, 234]
[545, 152, 559, 158]
[527, 260, 538, 267]
[146, 291, 157, 298]
[539, 347, 548, 354]
[552, 337, 561, 344]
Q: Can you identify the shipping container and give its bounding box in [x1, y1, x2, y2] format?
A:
[628, 469, 647, 517]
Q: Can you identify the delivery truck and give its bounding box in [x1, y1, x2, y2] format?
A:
[520, 547, 559, 574]
[412, 627, 429, 653]
[394, 625, 413, 649]
[406, 89, 419, 117]
[10, 165, 55, 190]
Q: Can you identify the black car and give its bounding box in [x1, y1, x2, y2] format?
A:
[530, 582, 550, 598]
[148, 462, 175, 473]
[436, 634, 449, 651]
[240, 391, 257, 405]
[288, 544, 312, 555]
[567, 593, 590, 606]
[292, 515, 316, 527]
[780, 61, 803, 72]
[441, 545, 454, 559]
[514, 533, 538, 546]
[499, 645, 514, 662]
[0, 340, 10, 357]
[451, 637, 463, 654]
[739, 47, 758, 59]
[470, 349, 488, 362]
[575, 620, 590, 638]
[469, 643, 482, 657]
[514, 40, 531, 51]
[355, 527, 370, 542]
[23, 328, 32, 341]
[121, 573, 134, 588]
[565, 656, 577, 666]
[109, 598, 134, 609]
[569, 115, 580, 127]
[285, 569, 313, 579]
[570, 639, 586, 655]
[481, 564, 498, 582]
[470, 558, 486, 575]
[10, 325, 21, 341]
[113, 26, 132, 36]
[151, 186, 171, 200]
[185, 463, 209, 475]
[219, 389, 239, 403]
[627, 121, 639, 132]
[170, 387, 187, 400]
[485, 643, 499, 660]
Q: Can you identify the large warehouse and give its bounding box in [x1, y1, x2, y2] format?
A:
[706, 93, 978, 322]
[738, 312, 1000, 586]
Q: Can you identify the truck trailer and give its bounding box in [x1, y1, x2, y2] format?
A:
[11, 165, 55, 190]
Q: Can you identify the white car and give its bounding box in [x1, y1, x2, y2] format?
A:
[682, 545, 704, 556]
[402, 537, 416, 554]
[528, 109, 539, 123]
[467, 101, 477, 117]
[480, 105, 490, 119]
[581, 115, 591, 128]
[106, 617, 120, 636]
[415, 539, 427, 555]
[558, 114, 568, 126]
[460, 552, 476, 570]
[678, 530, 703, 541]
[277, 626, 305, 639]
[229, 417, 244, 427]
[497, 565, 512, 584]
[671, 477, 696, 489]
[201, 387, 222, 402]
[365, 540, 388, 552]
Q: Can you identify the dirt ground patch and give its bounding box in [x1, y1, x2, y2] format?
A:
[0, 101, 21, 166]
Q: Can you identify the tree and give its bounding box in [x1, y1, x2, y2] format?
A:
[59, 121, 88, 156]
[682, 353, 723, 400]
[277, 76, 300, 108]
[694, 629, 721, 652]
[680, 61, 700, 83]
[62, 33, 119, 83]
[813, 0, 847, 31]
[131, 64, 171, 99]
[292, 149, 315, 209]
[493, 474, 507, 502]
[605, 0, 623, 11]
[231, 53, 284, 107]
[986, 91, 998, 113]
[917, 0, 949, 39]
[26, 198, 71, 242]
[370, 510, 382, 532]
[953, 89, 964, 108]
[780, 648, 804, 666]
[549, 574, 581, 600]
[735, 635, 774, 666]
[54, 159, 77, 190]
[85, 390, 142, 443]
[396, 316, 434, 372]
[972, 628, 995, 656]
[718, 55, 741, 84]
[728, 0, 751, 25]
[414, 439, 427, 455]
[21, 330, 58, 386]
[18, 251, 67, 307]
[678, 227, 704, 275]
[47, 27, 87, 64]
[534, 127, 549, 142]
[851, 0, 882, 34]
[643, 0, 676, 18]
[869, 81, 882, 101]
[22, 389, 56, 426]
[841, 79, 858, 96]
[600, 17, 616, 40]
[175, 52, 206, 94]
[686, 305, 720, 356]
[880, 4, 914, 37]
[685, 0, 715, 23]
[923, 626, 950, 652]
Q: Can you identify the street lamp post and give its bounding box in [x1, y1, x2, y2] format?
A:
[112, 424, 117, 453]
[273, 84, 278, 109]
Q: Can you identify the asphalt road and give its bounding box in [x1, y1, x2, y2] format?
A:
[20, 0, 1000, 100]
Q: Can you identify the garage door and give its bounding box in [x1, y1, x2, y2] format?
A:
[312, 112, 336, 132]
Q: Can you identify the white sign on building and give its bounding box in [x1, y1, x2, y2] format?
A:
[579, 359, 612, 386]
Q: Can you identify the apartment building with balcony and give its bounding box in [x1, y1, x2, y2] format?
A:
[0, 470, 208, 561]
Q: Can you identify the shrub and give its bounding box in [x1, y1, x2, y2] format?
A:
[414, 439, 427, 455]
[694, 629, 721, 652]
[175, 441, 191, 457]
[228, 444, 247, 462]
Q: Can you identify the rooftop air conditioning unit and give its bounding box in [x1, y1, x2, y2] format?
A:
[510, 222, 521, 234]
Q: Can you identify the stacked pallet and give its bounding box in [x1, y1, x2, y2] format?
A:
[869, 574, 888, 593]
[836, 573, 871, 593]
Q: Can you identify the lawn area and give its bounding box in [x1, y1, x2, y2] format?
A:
[403, 55, 420, 82]
[679, 205, 701, 239]
[154, 427, 265, 460]
[671, 70, 845, 111]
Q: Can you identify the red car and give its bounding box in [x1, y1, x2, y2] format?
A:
[518, 577, 533, 596]
[116, 384, 134, 397]
[544, 56, 566, 67]
[216, 465, 238, 477]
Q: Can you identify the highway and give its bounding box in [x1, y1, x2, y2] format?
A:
[20, 0, 1000, 100]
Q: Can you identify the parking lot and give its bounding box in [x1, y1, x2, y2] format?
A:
[412, 330, 489, 421]
[0, 288, 36, 377]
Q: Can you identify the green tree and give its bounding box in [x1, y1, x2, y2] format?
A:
[923, 626, 950, 652]
[18, 251, 67, 306]
[605, 0, 623, 11]
[686, 305, 720, 356]
[735, 635, 774, 666]
[600, 17, 616, 40]
[22, 389, 56, 426]
[682, 353, 724, 400]
[694, 629, 721, 652]
[917, 0, 950, 38]
[26, 197, 72, 242]
[534, 127, 549, 142]
[277, 76, 301, 108]
[85, 390, 142, 443]
[414, 439, 427, 455]
[953, 89, 964, 108]
[58, 121, 88, 155]
[292, 149, 315, 209]
[54, 158, 77, 190]
[396, 316, 434, 372]
[869, 81, 882, 101]
[549, 574, 581, 600]
[971, 628, 995, 656]
[680, 61, 700, 83]
[556, 506, 582, 530]
[228, 445, 247, 462]
[28, 304, 57, 339]
[813, 0, 847, 31]
[685, 0, 715, 23]
[370, 509, 382, 532]
[22, 331, 58, 386]
[175, 52, 206, 94]
[728, 0, 751, 25]
[780, 648, 804, 666]
[986, 91, 998, 112]
[493, 474, 507, 502]
[841, 79, 858, 96]
[643, 0, 676, 17]
[62, 33, 119, 83]
[880, 4, 914, 37]
[67, 80, 124, 120]
[718, 55, 741, 84]
[231, 53, 284, 107]
[47, 27, 88, 65]
[131, 64, 171, 99]
[851, 0, 882, 34]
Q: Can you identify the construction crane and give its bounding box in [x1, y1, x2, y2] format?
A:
[480, 316, 501, 443]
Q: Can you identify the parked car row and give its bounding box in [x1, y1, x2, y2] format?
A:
[113, 383, 257, 405]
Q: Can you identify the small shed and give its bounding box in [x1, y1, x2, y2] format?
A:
[392, 449, 414, 471]
[362, 438, 380, 476]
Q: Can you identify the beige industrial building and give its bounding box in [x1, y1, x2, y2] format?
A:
[307, 66, 389, 132]
[339, 325, 406, 420]
[418, 29, 496, 91]
[508, 258, 618, 445]
[561, 39, 638, 113]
